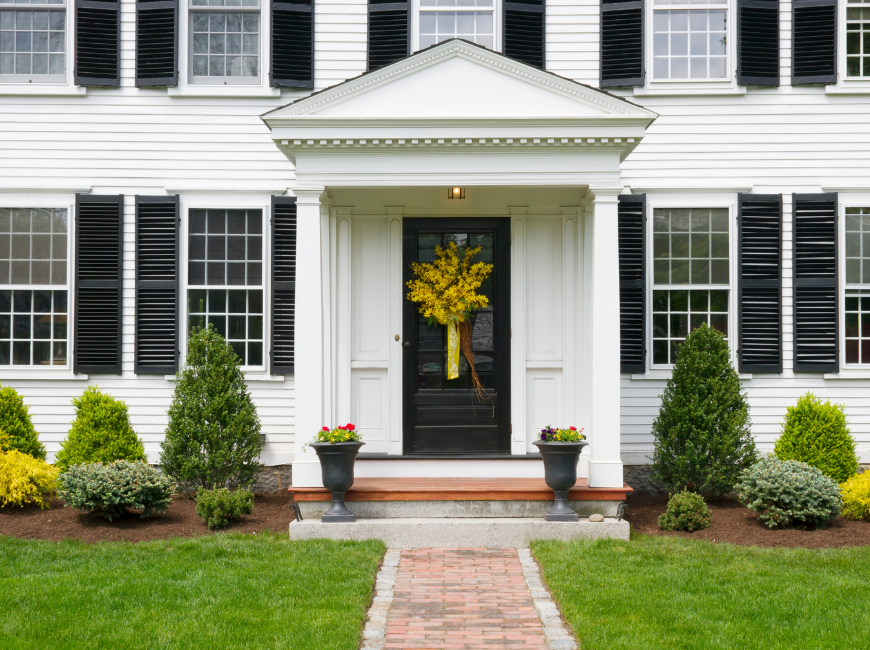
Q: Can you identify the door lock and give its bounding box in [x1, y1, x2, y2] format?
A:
[404, 342, 411, 348]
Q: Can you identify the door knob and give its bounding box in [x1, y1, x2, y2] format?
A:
[404, 342, 411, 348]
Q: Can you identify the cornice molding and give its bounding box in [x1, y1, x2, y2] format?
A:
[278, 135, 637, 151]
[0, 184, 92, 194]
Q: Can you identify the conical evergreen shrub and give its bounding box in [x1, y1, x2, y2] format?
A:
[651, 323, 757, 497]
[160, 326, 263, 491]
[0, 385, 45, 460]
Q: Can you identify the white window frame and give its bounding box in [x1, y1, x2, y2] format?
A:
[645, 0, 738, 91]
[179, 195, 272, 374]
[411, 0, 501, 54]
[0, 0, 70, 85]
[838, 196, 870, 370]
[0, 196, 74, 376]
[834, 0, 870, 92]
[645, 195, 738, 371]
[188, 0, 262, 85]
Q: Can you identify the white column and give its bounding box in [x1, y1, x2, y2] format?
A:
[584, 187, 624, 488]
[291, 187, 328, 487]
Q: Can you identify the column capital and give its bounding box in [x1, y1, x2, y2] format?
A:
[293, 186, 327, 203]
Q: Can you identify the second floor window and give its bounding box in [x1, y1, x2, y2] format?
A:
[190, 0, 259, 84]
[419, 0, 494, 50]
[847, 0, 870, 77]
[653, 0, 727, 81]
[845, 207, 870, 363]
[0, 0, 65, 83]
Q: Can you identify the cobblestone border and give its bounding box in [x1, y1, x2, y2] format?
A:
[360, 548, 400, 650]
[518, 548, 578, 650]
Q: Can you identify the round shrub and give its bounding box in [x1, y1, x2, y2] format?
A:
[160, 326, 263, 491]
[0, 448, 58, 509]
[658, 490, 712, 532]
[651, 323, 757, 497]
[735, 456, 842, 529]
[774, 393, 859, 484]
[0, 385, 45, 460]
[58, 460, 174, 520]
[840, 471, 870, 521]
[55, 386, 146, 472]
[195, 487, 254, 530]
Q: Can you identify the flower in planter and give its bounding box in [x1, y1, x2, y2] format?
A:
[309, 424, 363, 446]
[539, 426, 586, 443]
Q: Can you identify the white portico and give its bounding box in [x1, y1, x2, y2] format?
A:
[263, 40, 656, 490]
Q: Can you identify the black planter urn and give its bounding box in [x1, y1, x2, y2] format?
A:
[533, 440, 589, 522]
[311, 441, 365, 523]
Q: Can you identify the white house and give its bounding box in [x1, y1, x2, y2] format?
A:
[1, 0, 868, 491]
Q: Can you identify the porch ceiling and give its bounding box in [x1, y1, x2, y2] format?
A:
[262, 40, 657, 187]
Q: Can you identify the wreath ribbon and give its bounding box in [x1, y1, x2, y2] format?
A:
[446, 318, 460, 381]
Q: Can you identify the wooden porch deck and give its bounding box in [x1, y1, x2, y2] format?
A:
[291, 477, 633, 502]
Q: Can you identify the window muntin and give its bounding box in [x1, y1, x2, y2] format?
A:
[187, 209, 263, 367]
[0, 208, 68, 367]
[844, 207, 870, 364]
[419, 0, 494, 50]
[847, 0, 870, 77]
[0, 0, 65, 83]
[653, 0, 727, 80]
[651, 207, 729, 365]
[189, 0, 259, 84]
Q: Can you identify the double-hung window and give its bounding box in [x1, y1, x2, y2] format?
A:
[190, 0, 260, 83]
[652, 0, 727, 80]
[847, 0, 870, 78]
[651, 208, 730, 365]
[0, 208, 69, 366]
[844, 207, 870, 363]
[418, 0, 495, 50]
[0, 0, 65, 83]
[187, 209, 264, 367]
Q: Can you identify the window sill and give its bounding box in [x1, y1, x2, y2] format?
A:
[0, 371, 87, 380]
[631, 85, 746, 97]
[0, 183, 92, 194]
[823, 371, 870, 379]
[162, 373, 286, 382]
[0, 85, 87, 96]
[630, 371, 752, 380]
[826, 83, 870, 95]
[167, 86, 282, 99]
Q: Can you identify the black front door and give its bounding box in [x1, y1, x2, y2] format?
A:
[402, 218, 511, 454]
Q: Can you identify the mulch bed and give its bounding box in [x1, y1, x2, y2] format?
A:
[625, 493, 870, 548]
[0, 492, 296, 543]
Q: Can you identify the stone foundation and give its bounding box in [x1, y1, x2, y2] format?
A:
[623, 465, 667, 495]
[251, 464, 293, 493]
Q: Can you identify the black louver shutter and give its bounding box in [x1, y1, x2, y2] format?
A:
[738, 194, 783, 373]
[271, 0, 314, 88]
[75, 0, 120, 86]
[135, 196, 179, 374]
[75, 195, 123, 374]
[737, 0, 780, 86]
[618, 194, 646, 373]
[600, 0, 644, 87]
[136, 0, 178, 87]
[793, 193, 838, 373]
[503, 0, 545, 69]
[271, 197, 297, 374]
[368, 0, 409, 70]
[792, 0, 837, 85]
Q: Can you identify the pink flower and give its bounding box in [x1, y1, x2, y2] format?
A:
[569, 426, 577, 431]
[322, 427, 329, 431]
[346, 423, 356, 431]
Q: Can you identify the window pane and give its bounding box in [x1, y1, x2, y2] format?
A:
[652, 287, 729, 366]
[653, 9, 728, 80]
[0, 288, 67, 367]
[187, 289, 264, 366]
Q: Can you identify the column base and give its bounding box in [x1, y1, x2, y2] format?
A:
[291, 459, 323, 488]
[589, 459, 624, 489]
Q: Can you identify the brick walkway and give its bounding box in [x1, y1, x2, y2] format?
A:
[364, 547, 575, 650]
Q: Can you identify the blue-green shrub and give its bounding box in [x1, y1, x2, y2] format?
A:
[58, 460, 174, 520]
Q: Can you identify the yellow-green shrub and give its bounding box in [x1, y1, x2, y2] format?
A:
[0, 448, 58, 508]
[841, 471, 870, 520]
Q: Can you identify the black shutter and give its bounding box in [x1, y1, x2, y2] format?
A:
[368, 0, 409, 70]
[75, 0, 121, 87]
[619, 194, 646, 373]
[135, 196, 179, 374]
[136, 0, 178, 87]
[792, 0, 837, 85]
[75, 195, 123, 374]
[271, 0, 314, 88]
[793, 193, 838, 373]
[504, 0, 545, 69]
[738, 194, 783, 373]
[600, 0, 644, 87]
[737, 0, 780, 86]
[271, 197, 297, 374]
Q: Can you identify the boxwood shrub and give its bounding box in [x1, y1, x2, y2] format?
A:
[58, 460, 174, 520]
[195, 487, 254, 530]
[658, 490, 712, 532]
[735, 456, 842, 528]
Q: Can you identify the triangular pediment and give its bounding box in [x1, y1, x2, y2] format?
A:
[263, 40, 655, 123]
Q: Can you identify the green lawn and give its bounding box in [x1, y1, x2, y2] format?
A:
[533, 535, 870, 650]
[0, 534, 384, 650]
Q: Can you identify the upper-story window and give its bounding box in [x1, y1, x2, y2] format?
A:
[652, 0, 727, 80]
[418, 0, 495, 50]
[189, 0, 260, 84]
[651, 208, 730, 365]
[844, 207, 870, 363]
[847, 0, 870, 77]
[0, 0, 65, 83]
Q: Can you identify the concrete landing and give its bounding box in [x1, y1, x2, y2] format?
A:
[297, 499, 620, 519]
[288, 517, 629, 547]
